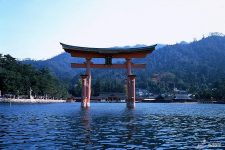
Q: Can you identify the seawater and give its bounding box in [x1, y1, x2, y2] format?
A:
[1, 103, 225, 149]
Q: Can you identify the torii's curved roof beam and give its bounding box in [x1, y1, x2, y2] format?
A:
[60, 43, 156, 58]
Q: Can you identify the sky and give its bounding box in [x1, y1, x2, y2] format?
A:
[0, 0, 225, 60]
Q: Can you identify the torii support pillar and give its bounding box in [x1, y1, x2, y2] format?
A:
[81, 75, 88, 108]
[127, 75, 136, 108]
[86, 58, 91, 108]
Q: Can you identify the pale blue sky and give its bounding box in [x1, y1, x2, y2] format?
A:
[0, 0, 225, 59]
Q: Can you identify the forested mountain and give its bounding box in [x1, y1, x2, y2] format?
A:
[23, 53, 81, 83]
[22, 34, 225, 99]
[134, 34, 225, 98]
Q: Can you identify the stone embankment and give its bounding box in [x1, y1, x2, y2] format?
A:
[0, 98, 66, 103]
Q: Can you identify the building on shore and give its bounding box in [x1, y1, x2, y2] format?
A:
[173, 88, 192, 101]
[136, 88, 152, 97]
[98, 92, 126, 102]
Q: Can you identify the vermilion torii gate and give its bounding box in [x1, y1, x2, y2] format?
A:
[61, 43, 156, 108]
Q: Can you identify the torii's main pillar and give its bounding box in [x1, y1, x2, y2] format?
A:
[126, 59, 136, 108]
[127, 75, 136, 108]
[85, 58, 92, 107]
[80, 75, 88, 108]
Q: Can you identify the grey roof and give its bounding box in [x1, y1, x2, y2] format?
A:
[60, 43, 157, 54]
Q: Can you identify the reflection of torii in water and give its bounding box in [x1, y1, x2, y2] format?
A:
[61, 43, 156, 108]
[80, 108, 92, 145]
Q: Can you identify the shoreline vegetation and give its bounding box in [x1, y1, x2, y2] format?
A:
[0, 54, 68, 100]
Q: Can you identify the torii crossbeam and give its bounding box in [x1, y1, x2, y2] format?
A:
[61, 43, 156, 108]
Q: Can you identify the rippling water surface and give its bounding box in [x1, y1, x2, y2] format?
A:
[1, 103, 225, 149]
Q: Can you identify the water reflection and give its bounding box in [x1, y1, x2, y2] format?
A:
[123, 108, 136, 142]
[80, 108, 92, 146]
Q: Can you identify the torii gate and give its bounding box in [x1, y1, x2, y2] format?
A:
[61, 43, 156, 108]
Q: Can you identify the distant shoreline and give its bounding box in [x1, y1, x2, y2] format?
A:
[0, 98, 66, 103]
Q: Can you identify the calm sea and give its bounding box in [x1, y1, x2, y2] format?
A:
[1, 103, 225, 149]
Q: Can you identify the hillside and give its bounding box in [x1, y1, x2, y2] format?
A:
[136, 35, 225, 95]
[88, 35, 225, 96]
[23, 35, 225, 98]
[23, 53, 81, 82]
